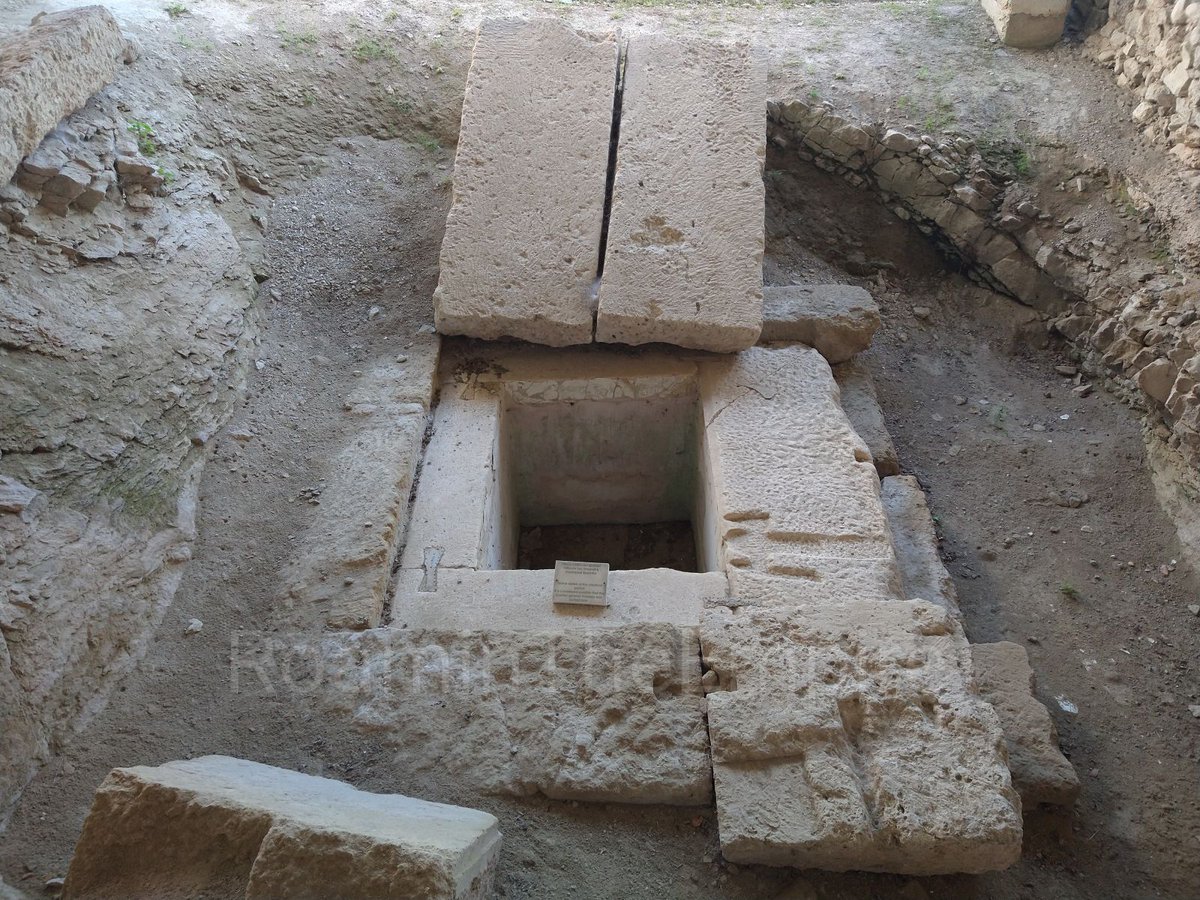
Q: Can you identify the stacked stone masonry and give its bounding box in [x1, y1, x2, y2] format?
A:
[1087, 0, 1200, 170]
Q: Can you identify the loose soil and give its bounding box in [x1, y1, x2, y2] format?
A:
[1, 0, 1198, 897]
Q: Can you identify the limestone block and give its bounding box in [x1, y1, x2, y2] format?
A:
[392, 567, 724, 630]
[433, 19, 616, 346]
[63, 756, 501, 899]
[701, 602, 1022, 874]
[760, 285, 880, 363]
[981, 0, 1072, 48]
[881, 475, 962, 618]
[698, 345, 897, 581]
[315, 625, 712, 805]
[833, 361, 901, 477]
[0, 6, 129, 184]
[972, 642, 1081, 807]
[282, 359, 435, 630]
[596, 37, 765, 352]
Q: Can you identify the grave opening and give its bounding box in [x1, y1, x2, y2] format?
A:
[485, 386, 716, 573]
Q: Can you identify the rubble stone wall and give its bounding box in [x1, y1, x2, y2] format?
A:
[768, 97, 1200, 525]
[1085, 0, 1200, 169]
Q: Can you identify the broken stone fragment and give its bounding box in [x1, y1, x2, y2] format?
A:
[759, 284, 880, 362]
[971, 642, 1081, 808]
[0, 6, 130, 184]
[63, 756, 502, 899]
[981, 0, 1073, 48]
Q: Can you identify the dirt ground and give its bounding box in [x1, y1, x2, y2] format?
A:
[2, 0, 1199, 897]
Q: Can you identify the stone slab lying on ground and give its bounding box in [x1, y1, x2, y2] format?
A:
[972, 641, 1081, 807]
[433, 19, 616, 347]
[833, 361, 900, 477]
[881, 475, 962, 617]
[0, 6, 130, 184]
[63, 756, 501, 899]
[281, 358, 434, 630]
[980, 0, 1072, 48]
[760, 285, 880, 363]
[307, 625, 712, 805]
[596, 36, 765, 353]
[699, 345, 897, 585]
[701, 601, 1022, 874]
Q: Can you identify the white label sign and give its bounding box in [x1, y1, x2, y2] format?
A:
[552, 560, 610, 607]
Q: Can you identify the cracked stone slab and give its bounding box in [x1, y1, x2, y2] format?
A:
[701, 601, 1022, 874]
[596, 36, 765, 352]
[63, 756, 501, 899]
[760, 285, 880, 363]
[972, 641, 1080, 808]
[433, 19, 616, 346]
[834, 361, 900, 477]
[699, 345, 898, 588]
[306, 625, 712, 806]
[0, 6, 130, 184]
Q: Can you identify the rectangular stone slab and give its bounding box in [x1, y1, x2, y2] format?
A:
[0, 7, 128, 184]
[64, 756, 502, 899]
[433, 19, 617, 347]
[596, 36, 766, 353]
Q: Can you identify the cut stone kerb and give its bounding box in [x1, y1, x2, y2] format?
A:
[401, 352, 718, 575]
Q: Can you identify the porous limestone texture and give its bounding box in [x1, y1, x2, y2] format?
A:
[833, 362, 900, 477]
[433, 19, 616, 346]
[63, 756, 501, 899]
[281, 357, 436, 630]
[700, 345, 900, 596]
[701, 601, 1023, 874]
[972, 642, 1081, 807]
[760, 284, 880, 363]
[0, 6, 130, 184]
[981, 0, 1072, 48]
[596, 37, 765, 352]
[1, 89, 261, 813]
[881, 475, 962, 618]
[297, 625, 712, 805]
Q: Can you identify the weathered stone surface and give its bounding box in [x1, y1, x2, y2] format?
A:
[701, 602, 1022, 874]
[981, 0, 1072, 48]
[282, 360, 434, 631]
[760, 285, 880, 363]
[392, 568, 723, 630]
[304, 625, 712, 805]
[0, 7, 129, 183]
[63, 756, 501, 899]
[699, 345, 898, 587]
[433, 19, 616, 347]
[833, 361, 900, 477]
[596, 37, 765, 352]
[972, 642, 1081, 808]
[881, 475, 962, 618]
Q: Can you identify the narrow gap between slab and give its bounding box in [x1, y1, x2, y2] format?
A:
[593, 36, 627, 339]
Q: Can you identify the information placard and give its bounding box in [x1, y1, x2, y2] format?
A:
[552, 560, 610, 607]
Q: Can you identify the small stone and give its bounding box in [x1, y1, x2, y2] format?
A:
[1063, 221, 1082, 234]
[368, 305, 382, 320]
[1055, 365, 1078, 376]
[184, 618, 203, 635]
[1187, 604, 1200, 616]
[45, 876, 65, 894]
[1073, 383, 1093, 397]
[1190, 705, 1200, 719]
[227, 428, 254, 442]
[912, 306, 932, 320]
[954, 395, 967, 405]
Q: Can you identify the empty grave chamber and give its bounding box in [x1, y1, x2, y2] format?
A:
[486, 371, 719, 572]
